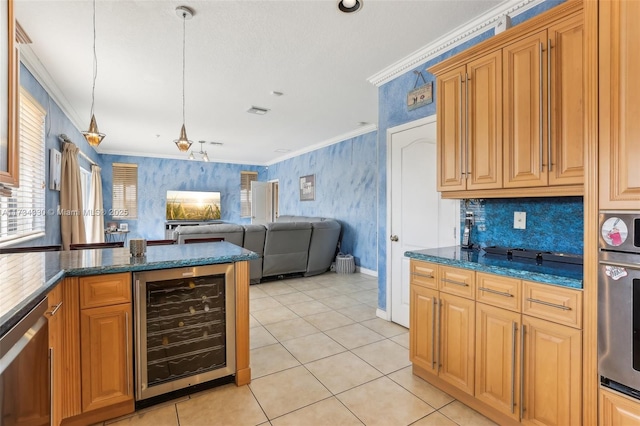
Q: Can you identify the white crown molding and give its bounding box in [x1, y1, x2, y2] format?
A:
[266, 123, 378, 166]
[19, 44, 86, 136]
[367, 0, 547, 87]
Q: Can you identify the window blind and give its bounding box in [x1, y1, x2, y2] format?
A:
[240, 171, 258, 218]
[0, 88, 46, 244]
[112, 163, 137, 219]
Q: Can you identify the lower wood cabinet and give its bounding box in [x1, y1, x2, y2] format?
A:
[599, 387, 640, 425]
[410, 260, 583, 426]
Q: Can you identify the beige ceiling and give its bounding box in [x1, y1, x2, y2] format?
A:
[15, 0, 504, 165]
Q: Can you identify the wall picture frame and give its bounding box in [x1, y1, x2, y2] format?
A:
[49, 148, 61, 191]
[119, 223, 129, 232]
[299, 174, 315, 201]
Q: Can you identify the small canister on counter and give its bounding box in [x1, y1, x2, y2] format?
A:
[129, 238, 147, 257]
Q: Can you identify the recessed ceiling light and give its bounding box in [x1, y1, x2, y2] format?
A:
[247, 106, 270, 115]
[338, 0, 362, 13]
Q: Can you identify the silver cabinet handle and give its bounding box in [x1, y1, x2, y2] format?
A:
[511, 322, 517, 414]
[459, 74, 464, 178]
[441, 278, 469, 287]
[479, 287, 514, 298]
[526, 297, 571, 311]
[431, 297, 436, 370]
[547, 38, 552, 172]
[411, 272, 434, 279]
[125, 311, 130, 396]
[436, 299, 441, 372]
[539, 42, 544, 173]
[46, 301, 63, 317]
[520, 324, 526, 419]
[465, 72, 471, 179]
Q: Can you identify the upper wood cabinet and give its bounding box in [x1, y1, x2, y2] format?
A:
[429, 1, 583, 198]
[436, 51, 503, 191]
[0, 0, 19, 187]
[599, 0, 640, 209]
[503, 15, 584, 188]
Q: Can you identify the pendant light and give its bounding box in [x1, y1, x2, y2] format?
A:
[174, 6, 194, 152]
[189, 141, 209, 162]
[82, 0, 106, 147]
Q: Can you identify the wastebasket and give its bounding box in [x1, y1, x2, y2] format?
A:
[335, 253, 355, 274]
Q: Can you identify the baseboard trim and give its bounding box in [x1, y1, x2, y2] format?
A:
[376, 308, 390, 320]
[356, 266, 377, 277]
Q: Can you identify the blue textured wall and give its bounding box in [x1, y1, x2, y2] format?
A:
[376, 0, 571, 310]
[462, 197, 583, 254]
[267, 132, 378, 271]
[19, 64, 101, 247]
[100, 154, 263, 240]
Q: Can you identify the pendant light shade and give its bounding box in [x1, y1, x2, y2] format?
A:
[83, 0, 106, 147]
[173, 6, 194, 152]
[82, 114, 106, 147]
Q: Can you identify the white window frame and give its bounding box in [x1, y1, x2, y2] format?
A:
[0, 87, 46, 245]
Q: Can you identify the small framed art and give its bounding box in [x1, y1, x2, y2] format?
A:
[299, 174, 315, 201]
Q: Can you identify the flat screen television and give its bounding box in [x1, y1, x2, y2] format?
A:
[166, 190, 221, 220]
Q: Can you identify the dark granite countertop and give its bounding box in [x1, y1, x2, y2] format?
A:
[0, 242, 258, 337]
[404, 246, 583, 290]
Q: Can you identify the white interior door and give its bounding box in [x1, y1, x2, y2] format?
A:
[251, 181, 270, 225]
[389, 117, 459, 327]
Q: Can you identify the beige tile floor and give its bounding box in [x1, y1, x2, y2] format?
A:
[99, 272, 496, 426]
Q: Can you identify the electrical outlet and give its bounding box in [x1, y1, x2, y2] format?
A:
[514, 211, 526, 229]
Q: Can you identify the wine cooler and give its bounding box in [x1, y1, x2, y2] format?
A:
[134, 264, 235, 401]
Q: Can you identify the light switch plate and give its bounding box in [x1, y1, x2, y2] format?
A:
[514, 211, 526, 229]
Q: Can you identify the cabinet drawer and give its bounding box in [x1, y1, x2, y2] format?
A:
[410, 260, 438, 289]
[439, 266, 475, 299]
[522, 281, 582, 329]
[80, 273, 131, 309]
[476, 273, 521, 312]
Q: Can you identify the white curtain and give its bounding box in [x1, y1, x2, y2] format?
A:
[87, 165, 105, 243]
[60, 142, 86, 250]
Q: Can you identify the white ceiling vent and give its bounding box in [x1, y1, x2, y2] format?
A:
[247, 106, 270, 115]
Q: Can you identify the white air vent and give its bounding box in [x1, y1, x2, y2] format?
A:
[247, 106, 269, 115]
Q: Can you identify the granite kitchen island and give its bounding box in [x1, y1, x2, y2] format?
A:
[0, 242, 258, 425]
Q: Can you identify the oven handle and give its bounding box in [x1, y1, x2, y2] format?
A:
[599, 259, 640, 270]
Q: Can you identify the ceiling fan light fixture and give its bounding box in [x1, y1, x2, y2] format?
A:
[82, 115, 106, 147]
[338, 0, 362, 13]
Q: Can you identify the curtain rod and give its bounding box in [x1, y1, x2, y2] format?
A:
[58, 134, 98, 166]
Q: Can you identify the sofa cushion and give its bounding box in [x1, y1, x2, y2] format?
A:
[174, 223, 245, 246]
[262, 222, 312, 277]
[305, 220, 341, 276]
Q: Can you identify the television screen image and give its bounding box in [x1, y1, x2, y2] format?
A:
[166, 190, 221, 220]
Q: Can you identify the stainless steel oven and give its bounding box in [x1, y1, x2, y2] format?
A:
[134, 264, 235, 402]
[599, 212, 640, 399]
[0, 297, 50, 425]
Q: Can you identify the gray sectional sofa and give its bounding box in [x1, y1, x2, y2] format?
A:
[172, 216, 341, 284]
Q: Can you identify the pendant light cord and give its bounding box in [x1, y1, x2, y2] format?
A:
[91, 0, 97, 118]
[182, 12, 186, 126]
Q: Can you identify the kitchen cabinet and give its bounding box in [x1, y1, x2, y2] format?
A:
[521, 315, 581, 425]
[79, 273, 133, 413]
[503, 14, 584, 189]
[599, 0, 640, 209]
[429, 1, 583, 198]
[410, 260, 583, 425]
[599, 387, 640, 425]
[0, 0, 19, 188]
[47, 285, 64, 426]
[409, 261, 475, 395]
[436, 51, 502, 192]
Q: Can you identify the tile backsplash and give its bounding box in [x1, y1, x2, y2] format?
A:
[462, 197, 584, 255]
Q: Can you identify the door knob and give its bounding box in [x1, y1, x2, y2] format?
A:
[390, 235, 399, 242]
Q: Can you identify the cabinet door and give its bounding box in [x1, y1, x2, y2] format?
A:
[437, 65, 466, 191]
[547, 14, 584, 186]
[466, 50, 503, 190]
[503, 31, 548, 188]
[409, 285, 438, 374]
[521, 315, 581, 426]
[599, 0, 640, 208]
[80, 304, 133, 412]
[599, 387, 640, 425]
[48, 285, 64, 426]
[475, 303, 520, 421]
[439, 292, 475, 395]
